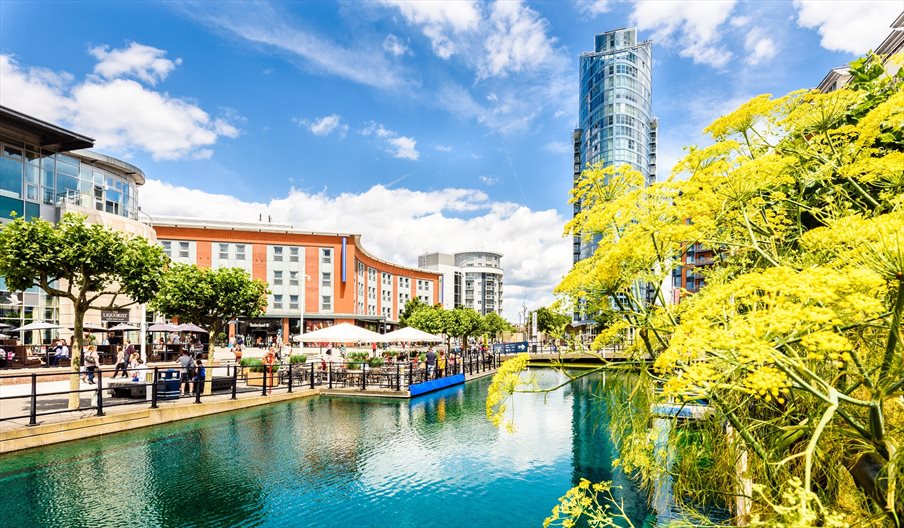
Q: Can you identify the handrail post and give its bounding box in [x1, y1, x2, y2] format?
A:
[96, 369, 105, 417]
[362, 364, 367, 391]
[310, 362, 315, 389]
[29, 373, 37, 426]
[151, 367, 159, 409]
[288, 363, 293, 393]
[194, 370, 202, 404]
[262, 367, 267, 396]
[396, 364, 400, 391]
[328, 362, 333, 389]
[408, 364, 412, 387]
[231, 364, 238, 400]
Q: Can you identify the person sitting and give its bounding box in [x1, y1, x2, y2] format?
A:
[50, 339, 69, 367]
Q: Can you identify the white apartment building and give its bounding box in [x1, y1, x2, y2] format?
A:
[417, 251, 503, 315]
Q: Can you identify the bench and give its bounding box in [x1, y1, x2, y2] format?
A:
[107, 380, 147, 398]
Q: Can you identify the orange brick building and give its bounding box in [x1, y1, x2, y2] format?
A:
[152, 218, 440, 344]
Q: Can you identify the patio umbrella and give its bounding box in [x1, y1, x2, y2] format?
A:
[380, 326, 443, 343]
[148, 323, 181, 332]
[76, 322, 109, 332]
[108, 323, 140, 331]
[297, 322, 384, 343]
[176, 323, 208, 333]
[11, 321, 62, 332]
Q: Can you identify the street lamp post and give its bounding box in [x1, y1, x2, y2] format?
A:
[298, 273, 311, 354]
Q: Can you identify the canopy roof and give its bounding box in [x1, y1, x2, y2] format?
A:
[297, 323, 383, 343]
[381, 326, 443, 343]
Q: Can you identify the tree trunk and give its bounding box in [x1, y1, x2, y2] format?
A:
[68, 304, 87, 409]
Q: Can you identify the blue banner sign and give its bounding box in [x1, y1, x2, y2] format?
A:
[493, 341, 528, 355]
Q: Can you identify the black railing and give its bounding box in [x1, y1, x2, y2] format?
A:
[0, 354, 501, 425]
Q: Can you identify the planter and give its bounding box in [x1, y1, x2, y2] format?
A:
[245, 370, 280, 387]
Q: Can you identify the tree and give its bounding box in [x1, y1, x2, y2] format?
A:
[0, 213, 166, 407]
[494, 54, 904, 525]
[445, 307, 483, 352]
[151, 264, 268, 358]
[407, 304, 446, 335]
[398, 297, 429, 327]
[481, 312, 513, 341]
[532, 307, 570, 338]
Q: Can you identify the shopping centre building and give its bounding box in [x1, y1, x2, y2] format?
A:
[0, 106, 439, 345]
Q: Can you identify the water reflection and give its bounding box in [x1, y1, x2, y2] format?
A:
[0, 370, 649, 527]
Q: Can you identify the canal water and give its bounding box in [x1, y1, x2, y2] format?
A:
[0, 369, 650, 527]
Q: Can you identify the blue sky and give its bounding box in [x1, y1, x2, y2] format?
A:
[1, 0, 900, 319]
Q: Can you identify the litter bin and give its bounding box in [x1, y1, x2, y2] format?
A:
[158, 369, 181, 400]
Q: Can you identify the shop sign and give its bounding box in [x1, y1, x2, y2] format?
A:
[101, 309, 130, 322]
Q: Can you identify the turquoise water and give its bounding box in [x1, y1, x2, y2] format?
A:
[0, 370, 649, 527]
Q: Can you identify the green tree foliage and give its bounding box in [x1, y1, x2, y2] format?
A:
[0, 213, 166, 407]
[481, 312, 514, 340]
[152, 264, 268, 356]
[495, 54, 904, 526]
[445, 307, 483, 351]
[532, 306, 570, 336]
[398, 297, 429, 327]
[406, 304, 446, 335]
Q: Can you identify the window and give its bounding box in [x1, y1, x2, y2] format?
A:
[322, 248, 332, 264]
[219, 243, 229, 260]
[289, 295, 299, 310]
[235, 244, 245, 261]
[290, 247, 299, 262]
[322, 295, 332, 311]
[273, 271, 283, 286]
[322, 272, 332, 287]
[273, 246, 283, 262]
[289, 271, 299, 286]
[160, 241, 172, 257]
[178, 242, 189, 258]
[273, 295, 283, 309]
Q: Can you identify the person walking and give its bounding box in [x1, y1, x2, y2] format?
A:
[113, 347, 127, 378]
[84, 346, 100, 384]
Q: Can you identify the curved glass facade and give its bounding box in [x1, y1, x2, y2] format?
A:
[575, 28, 656, 262]
[0, 142, 139, 221]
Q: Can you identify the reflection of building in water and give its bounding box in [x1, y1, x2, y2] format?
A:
[571, 374, 649, 524]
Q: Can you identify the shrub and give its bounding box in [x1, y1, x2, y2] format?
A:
[369, 357, 384, 368]
[240, 358, 266, 373]
[289, 354, 307, 364]
[347, 351, 369, 362]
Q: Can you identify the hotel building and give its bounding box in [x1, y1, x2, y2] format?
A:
[417, 251, 503, 315]
[154, 219, 440, 344]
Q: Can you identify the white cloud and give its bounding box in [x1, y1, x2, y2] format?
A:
[383, 34, 412, 57]
[360, 121, 420, 160]
[574, 0, 611, 16]
[140, 181, 571, 319]
[299, 114, 348, 137]
[180, 2, 408, 90]
[0, 51, 238, 161]
[479, 1, 560, 79]
[90, 42, 182, 85]
[388, 136, 419, 160]
[744, 27, 777, 65]
[793, 0, 901, 55]
[381, 0, 480, 59]
[730, 16, 750, 28]
[479, 175, 499, 185]
[434, 144, 453, 152]
[631, 0, 737, 67]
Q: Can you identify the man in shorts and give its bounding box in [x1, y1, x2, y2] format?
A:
[177, 349, 195, 396]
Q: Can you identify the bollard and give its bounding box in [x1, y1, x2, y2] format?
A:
[261, 367, 268, 397]
[231, 365, 238, 400]
[96, 369, 105, 417]
[310, 362, 315, 389]
[29, 373, 37, 426]
[151, 367, 159, 409]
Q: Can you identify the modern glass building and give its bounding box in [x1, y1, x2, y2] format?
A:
[573, 28, 656, 264]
